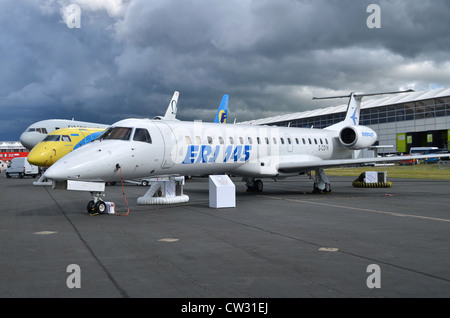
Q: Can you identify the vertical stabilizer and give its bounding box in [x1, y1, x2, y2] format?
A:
[163, 91, 179, 120]
[214, 94, 229, 123]
[343, 93, 361, 126]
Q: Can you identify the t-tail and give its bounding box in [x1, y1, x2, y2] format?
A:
[214, 94, 229, 123]
[313, 89, 414, 131]
[313, 89, 414, 150]
[154, 91, 179, 120]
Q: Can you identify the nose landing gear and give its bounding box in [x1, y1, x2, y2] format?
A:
[87, 191, 106, 214]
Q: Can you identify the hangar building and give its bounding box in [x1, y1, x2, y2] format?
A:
[243, 88, 450, 155]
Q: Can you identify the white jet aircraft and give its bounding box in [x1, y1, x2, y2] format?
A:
[44, 90, 449, 210]
[19, 91, 180, 150]
[20, 119, 108, 150]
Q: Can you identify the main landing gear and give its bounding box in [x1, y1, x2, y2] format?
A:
[244, 169, 332, 194]
[312, 168, 331, 194]
[244, 178, 264, 192]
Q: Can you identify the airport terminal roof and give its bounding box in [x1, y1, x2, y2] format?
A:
[240, 88, 450, 125]
[0, 141, 25, 149]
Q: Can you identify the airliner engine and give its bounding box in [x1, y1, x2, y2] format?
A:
[339, 126, 377, 150]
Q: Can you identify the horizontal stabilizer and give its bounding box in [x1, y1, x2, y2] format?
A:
[312, 89, 414, 100]
[316, 89, 414, 129]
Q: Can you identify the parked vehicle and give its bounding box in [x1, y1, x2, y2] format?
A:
[398, 154, 415, 165]
[5, 157, 39, 178]
[410, 147, 440, 164]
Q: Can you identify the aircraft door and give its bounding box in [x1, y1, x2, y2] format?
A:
[154, 122, 177, 169]
[285, 133, 293, 152]
[79, 129, 92, 142]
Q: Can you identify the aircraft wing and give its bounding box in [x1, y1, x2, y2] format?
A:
[277, 153, 450, 173]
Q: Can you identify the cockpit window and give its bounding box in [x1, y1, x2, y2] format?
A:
[61, 135, 71, 142]
[98, 127, 132, 141]
[133, 128, 152, 143]
[28, 128, 47, 133]
[43, 135, 61, 142]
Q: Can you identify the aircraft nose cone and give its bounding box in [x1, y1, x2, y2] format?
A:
[44, 162, 69, 181]
[27, 148, 54, 167]
[43, 141, 125, 182]
[20, 132, 34, 150]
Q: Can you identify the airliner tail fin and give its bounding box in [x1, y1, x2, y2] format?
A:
[214, 94, 229, 123]
[313, 89, 414, 130]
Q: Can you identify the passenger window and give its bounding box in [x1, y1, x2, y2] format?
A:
[229, 137, 234, 144]
[257, 137, 261, 144]
[265, 137, 269, 145]
[219, 136, 224, 144]
[295, 138, 299, 144]
[196, 136, 201, 144]
[280, 138, 284, 144]
[308, 138, 312, 144]
[314, 139, 318, 144]
[248, 137, 253, 144]
[287, 138, 291, 144]
[239, 137, 244, 144]
[302, 138, 306, 145]
[134, 128, 152, 143]
[320, 139, 323, 144]
[207, 136, 213, 144]
[273, 138, 277, 145]
[185, 136, 192, 144]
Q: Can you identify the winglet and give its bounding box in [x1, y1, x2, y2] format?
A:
[214, 94, 229, 123]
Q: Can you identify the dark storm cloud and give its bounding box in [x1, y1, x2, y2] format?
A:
[1, 0, 450, 140]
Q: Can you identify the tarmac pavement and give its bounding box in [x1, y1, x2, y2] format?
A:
[1, 173, 450, 300]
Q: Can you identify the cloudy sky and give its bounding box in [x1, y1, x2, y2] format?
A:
[1, 0, 450, 141]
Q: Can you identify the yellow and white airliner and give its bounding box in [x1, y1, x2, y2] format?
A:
[27, 127, 106, 167]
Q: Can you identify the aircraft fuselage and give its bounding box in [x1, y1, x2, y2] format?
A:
[44, 118, 354, 182]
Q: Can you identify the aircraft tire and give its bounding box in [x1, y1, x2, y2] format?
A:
[313, 187, 322, 194]
[95, 201, 107, 214]
[246, 180, 263, 192]
[313, 186, 331, 194]
[87, 200, 95, 213]
[255, 180, 263, 192]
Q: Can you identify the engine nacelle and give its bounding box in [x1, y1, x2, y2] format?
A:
[339, 126, 377, 150]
